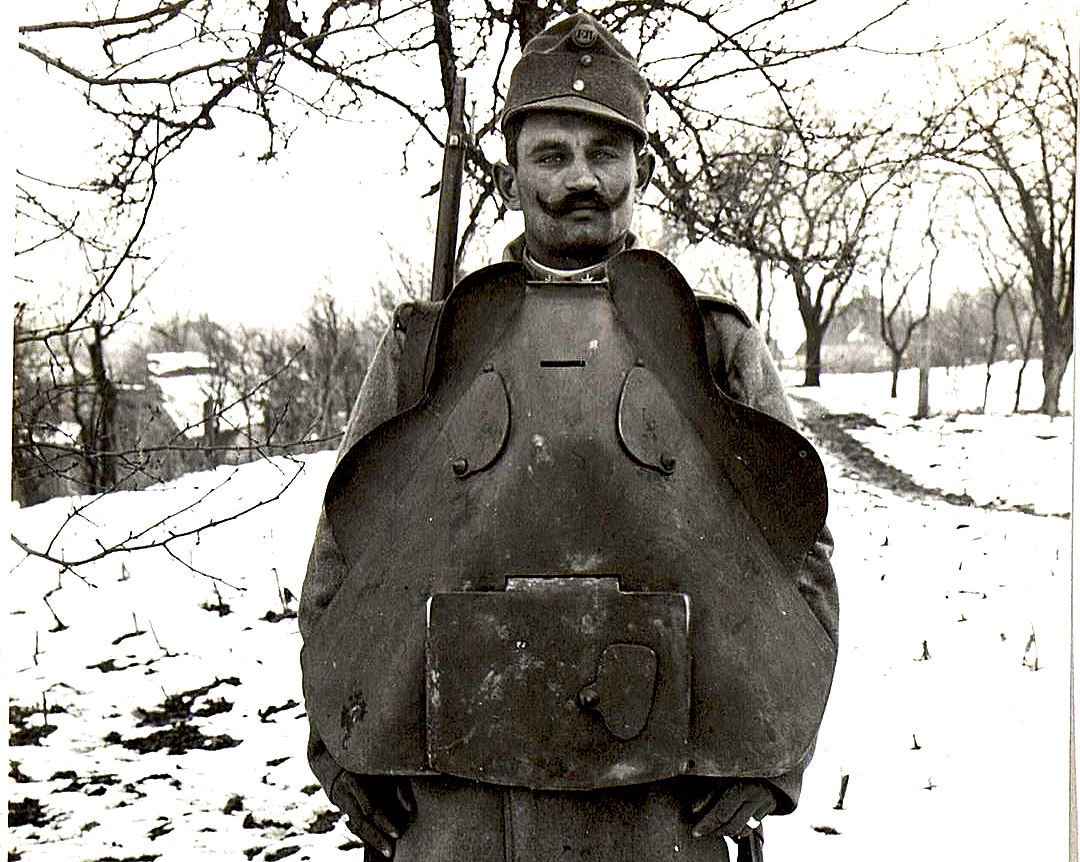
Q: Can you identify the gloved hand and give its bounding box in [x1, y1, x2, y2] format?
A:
[330, 772, 416, 860]
[690, 778, 777, 840]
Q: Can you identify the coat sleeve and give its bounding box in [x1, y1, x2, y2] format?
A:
[702, 305, 839, 815]
[299, 315, 408, 796]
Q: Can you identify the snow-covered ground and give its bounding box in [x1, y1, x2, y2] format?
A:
[784, 361, 1072, 517]
[6, 362, 1073, 861]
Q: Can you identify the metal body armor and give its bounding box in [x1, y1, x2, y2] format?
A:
[302, 250, 835, 791]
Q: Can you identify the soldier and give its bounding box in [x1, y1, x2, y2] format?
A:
[300, 12, 838, 862]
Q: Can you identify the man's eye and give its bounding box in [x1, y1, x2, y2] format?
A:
[537, 153, 565, 165]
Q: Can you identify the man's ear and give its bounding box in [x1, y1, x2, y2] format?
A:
[494, 162, 521, 211]
[635, 150, 656, 198]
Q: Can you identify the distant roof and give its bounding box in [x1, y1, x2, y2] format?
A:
[147, 351, 214, 378]
[32, 419, 81, 447]
[147, 351, 244, 439]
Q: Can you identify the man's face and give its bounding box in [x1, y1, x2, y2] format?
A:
[497, 112, 653, 270]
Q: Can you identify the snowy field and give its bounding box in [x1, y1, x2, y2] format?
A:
[6, 361, 1073, 862]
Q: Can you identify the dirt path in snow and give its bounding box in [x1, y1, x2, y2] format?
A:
[788, 393, 1062, 518]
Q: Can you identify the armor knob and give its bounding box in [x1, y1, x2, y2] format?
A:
[451, 458, 469, 476]
[577, 686, 601, 710]
[577, 643, 658, 740]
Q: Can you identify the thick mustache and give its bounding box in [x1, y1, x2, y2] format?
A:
[538, 191, 612, 217]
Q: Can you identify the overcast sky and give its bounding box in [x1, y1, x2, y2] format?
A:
[14, 0, 1063, 340]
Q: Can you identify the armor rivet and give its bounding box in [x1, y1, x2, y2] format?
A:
[580, 54, 593, 67]
[572, 79, 586, 92]
[799, 450, 807, 459]
[452, 458, 469, 476]
[660, 454, 677, 474]
[578, 687, 600, 710]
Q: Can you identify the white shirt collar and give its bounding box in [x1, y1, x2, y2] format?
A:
[523, 250, 609, 283]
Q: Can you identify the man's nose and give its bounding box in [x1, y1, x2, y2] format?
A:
[564, 156, 600, 192]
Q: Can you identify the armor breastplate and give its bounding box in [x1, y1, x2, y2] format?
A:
[302, 250, 835, 790]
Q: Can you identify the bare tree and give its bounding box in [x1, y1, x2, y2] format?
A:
[362, 243, 431, 338]
[14, 166, 161, 499]
[16, 3, 929, 273]
[11, 331, 310, 582]
[978, 277, 1012, 414]
[148, 303, 375, 451]
[928, 14, 1076, 415]
[656, 104, 916, 385]
[301, 292, 373, 440]
[876, 194, 938, 398]
[13, 303, 74, 506]
[1002, 286, 1039, 412]
[961, 190, 1024, 413]
[931, 292, 985, 369]
[12, 215, 312, 578]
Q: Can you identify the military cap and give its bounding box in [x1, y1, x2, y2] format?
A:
[501, 12, 649, 141]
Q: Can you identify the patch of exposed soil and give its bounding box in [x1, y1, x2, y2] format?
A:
[791, 395, 1062, 517]
[87, 855, 161, 861]
[9, 797, 50, 828]
[10, 761, 33, 783]
[9, 704, 65, 747]
[133, 677, 239, 727]
[307, 808, 342, 834]
[105, 722, 241, 755]
[50, 771, 121, 793]
[258, 700, 299, 723]
[242, 811, 293, 831]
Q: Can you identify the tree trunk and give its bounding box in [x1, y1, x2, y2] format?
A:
[87, 323, 117, 492]
[981, 291, 1003, 414]
[1039, 330, 1071, 416]
[1036, 313, 1071, 419]
[753, 254, 766, 323]
[915, 329, 931, 420]
[916, 362, 931, 419]
[890, 350, 902, 398]
[201, 397, 218, 449]
[1011, 303, 1038, 413]
[802, 323, 823, 387]
[1013, 361, 1028, 413]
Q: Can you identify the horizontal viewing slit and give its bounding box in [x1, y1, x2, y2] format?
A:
[540, 359, 586, 368]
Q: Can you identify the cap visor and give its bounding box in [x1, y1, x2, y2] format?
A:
[503, 96, 646, 138]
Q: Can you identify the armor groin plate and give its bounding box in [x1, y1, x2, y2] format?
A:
[301, 250, 835, 789]
[427, 576, 690, 790]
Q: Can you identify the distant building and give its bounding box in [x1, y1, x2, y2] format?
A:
[146, 351, 247, 446]
[791, 300, 892, 374]
[824, 319, 892, 373]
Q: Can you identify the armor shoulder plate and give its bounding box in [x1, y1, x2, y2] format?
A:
[695, 292, 753, 328]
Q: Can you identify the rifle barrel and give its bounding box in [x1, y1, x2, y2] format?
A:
[430, 77, 467, 302]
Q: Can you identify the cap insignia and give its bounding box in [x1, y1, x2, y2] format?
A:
[571, 23, 599, 48]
